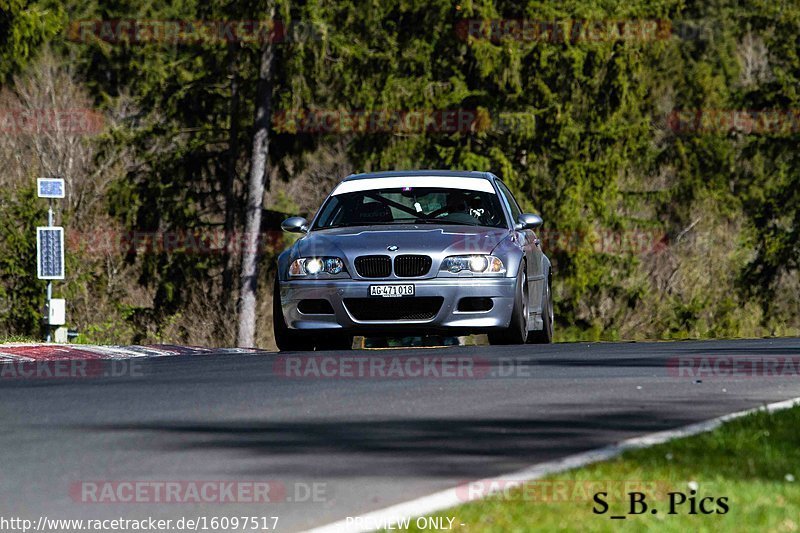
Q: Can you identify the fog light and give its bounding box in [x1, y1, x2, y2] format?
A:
[457, 297, 494, 312]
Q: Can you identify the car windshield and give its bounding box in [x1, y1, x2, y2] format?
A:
[312, 186, 507, 229]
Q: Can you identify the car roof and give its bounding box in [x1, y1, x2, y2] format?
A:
[343, 170, 497, 181]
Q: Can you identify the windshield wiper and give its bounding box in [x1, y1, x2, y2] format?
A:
[317, 221, 403, 229]
[319, 219, 482, 229]
[316, 223, 369, 230]
[392, 218, 478, 226]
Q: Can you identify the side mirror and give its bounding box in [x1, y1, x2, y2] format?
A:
[281, 216, 309, 234]
[516, 213, 543, 230]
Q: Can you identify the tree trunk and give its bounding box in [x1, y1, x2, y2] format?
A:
[236, 34, 275, 348]
[222, 42, 240, 309]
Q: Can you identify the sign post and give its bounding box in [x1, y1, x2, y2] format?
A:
[36, 177, 66, 342]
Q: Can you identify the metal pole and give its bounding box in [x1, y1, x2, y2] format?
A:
[45, 199, 54, 342]
[45, 282, 52, 342]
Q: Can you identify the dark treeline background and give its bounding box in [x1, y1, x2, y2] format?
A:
[1, 0, 798, 347]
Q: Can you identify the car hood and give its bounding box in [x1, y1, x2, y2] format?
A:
[293, 225, 510, 258]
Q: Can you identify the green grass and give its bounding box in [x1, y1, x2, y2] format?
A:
[0, 334, 38, 344]
[404, 406, 800, 532]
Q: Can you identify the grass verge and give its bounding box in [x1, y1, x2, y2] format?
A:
[0, 334, 38, 344]
[404, 405, 800, 532]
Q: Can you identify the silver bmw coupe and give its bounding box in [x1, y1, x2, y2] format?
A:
[273, 170, 553, 351]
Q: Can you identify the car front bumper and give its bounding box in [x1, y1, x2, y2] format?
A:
[279, 277, 516, 335]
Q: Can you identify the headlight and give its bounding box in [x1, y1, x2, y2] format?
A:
[441, 255, 505, 274]
[289, 257, 346, 276]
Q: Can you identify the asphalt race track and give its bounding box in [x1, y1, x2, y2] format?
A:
[1, 338, 799, 531]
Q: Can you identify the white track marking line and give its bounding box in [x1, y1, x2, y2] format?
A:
[0, 344, 150, 360]
[0, 354, 36, 362]
[306, 396, 800, 533]
[0, 344, 266, 361]
[0, 344, 41, 362]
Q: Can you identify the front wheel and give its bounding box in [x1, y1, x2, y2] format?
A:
[273, 277, 314, 351]
[488, 266, 529, 345]
[273, 277, 353, 351]
[527, 276, 553, 344]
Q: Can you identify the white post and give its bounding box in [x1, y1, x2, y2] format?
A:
[37, 178, 67, 342]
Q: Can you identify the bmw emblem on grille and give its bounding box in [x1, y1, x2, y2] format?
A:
[387, 245, 399, 251]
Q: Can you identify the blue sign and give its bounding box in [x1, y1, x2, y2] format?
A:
[37, 178, 65, 198]
[37, 227, 65, 279]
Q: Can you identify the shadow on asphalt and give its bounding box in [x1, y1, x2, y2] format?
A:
[78, 409, 700, 477]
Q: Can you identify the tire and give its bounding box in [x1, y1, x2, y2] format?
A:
[527, 275, 553, 344]
[273, 277, 314, 351]
[488, 266, 529, 345]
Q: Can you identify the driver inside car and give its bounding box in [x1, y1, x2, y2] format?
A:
[438, 191, 486, 225]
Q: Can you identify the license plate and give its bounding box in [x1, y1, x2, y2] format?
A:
[369, 284, 415, 297]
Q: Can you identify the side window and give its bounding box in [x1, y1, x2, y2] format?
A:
[496, 181, 523, 223]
